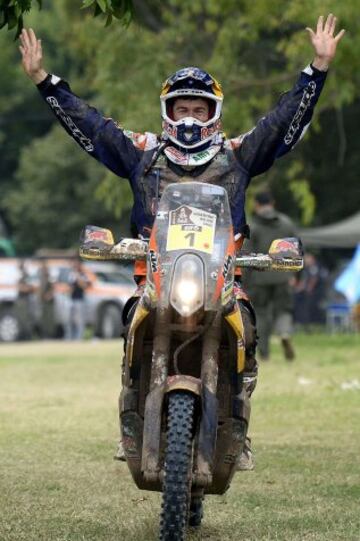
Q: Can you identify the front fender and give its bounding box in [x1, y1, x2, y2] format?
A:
[165, 375, 201, 396]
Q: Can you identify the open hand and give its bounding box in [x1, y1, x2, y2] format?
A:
[306, 14, 345, 71]
[19, 28, 48, 84]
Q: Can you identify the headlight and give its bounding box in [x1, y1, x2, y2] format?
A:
[170, 254, 204, 317]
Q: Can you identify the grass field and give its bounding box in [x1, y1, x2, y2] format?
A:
[1, 334, 360, 541]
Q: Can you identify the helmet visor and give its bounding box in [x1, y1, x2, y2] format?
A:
[161, 67, 223, 99]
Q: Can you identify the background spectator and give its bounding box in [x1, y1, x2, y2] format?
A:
[65, 260, 90, 340]
[38, 261, 55, 338]
[15, 260, 36, 340]
[243, 191, 297, 361]
[294, 252, 329, 329]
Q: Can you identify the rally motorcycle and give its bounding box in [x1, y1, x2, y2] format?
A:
[80, 182, 303, 540]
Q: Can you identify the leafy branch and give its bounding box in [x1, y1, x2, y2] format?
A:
[0, 0, 133, 38]
[0, 0, 42, 38]
[81, 0, 133, 28]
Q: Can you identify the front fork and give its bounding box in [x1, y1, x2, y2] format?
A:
[141, 308, 171, 480]
[122, 298, 250, 489]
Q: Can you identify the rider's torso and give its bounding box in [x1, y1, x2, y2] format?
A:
[131, 145, 250, 238]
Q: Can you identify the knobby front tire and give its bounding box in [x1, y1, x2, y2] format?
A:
[159, 391, 195, 541]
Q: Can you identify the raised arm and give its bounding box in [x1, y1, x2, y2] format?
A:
[231, 14, 345, 178]
[19, 28, 156, 179]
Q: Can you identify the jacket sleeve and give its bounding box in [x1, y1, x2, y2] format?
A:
[37, 74, 157, 178]
[229, 65, 327, 178]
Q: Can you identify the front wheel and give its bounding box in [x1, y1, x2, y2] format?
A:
[159, 391, 195, 541]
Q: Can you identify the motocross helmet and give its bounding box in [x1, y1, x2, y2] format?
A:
[160, 67, 223, 150]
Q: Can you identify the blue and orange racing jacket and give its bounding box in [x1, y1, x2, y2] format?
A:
[37, 64, 327, 241]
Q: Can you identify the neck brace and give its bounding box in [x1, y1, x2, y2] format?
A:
[163, 134, 224, 167]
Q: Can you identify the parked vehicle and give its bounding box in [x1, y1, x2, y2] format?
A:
[0, 215, 15, 257]
[80, 181, 303, 540]
[0, 257, 136, 342]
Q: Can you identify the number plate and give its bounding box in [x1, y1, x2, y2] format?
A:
[166, 205, 216, 254]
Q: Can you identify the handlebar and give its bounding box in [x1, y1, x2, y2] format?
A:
[235, 254, 303, 272]
[80, 238, 147, 261]
[80, 239, 303, 272]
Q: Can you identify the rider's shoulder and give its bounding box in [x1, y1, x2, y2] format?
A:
[121, 129, 159, 151]
[224, 129, 255, 151]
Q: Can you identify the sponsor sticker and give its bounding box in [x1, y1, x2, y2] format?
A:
[164, 145, 188, 164]
[166, 205, 216, 254]
[46, 97, 94, 152]
[86, 230, 111, 243]
[163, 121, 178, 139]
[221, 280, 233, 305]
[284, 82, 316, 145]
[149, 250, 158, 273]
[192, 149, 211, 162]
[200, 120, 221, 140]
[222, 254, 233, 279]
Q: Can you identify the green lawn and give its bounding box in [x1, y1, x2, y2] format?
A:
[0, 335, 360, 541]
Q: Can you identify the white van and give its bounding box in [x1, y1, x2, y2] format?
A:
[0, 258, 136, 342]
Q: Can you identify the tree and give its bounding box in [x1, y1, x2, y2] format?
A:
[0, 0, 133, 37]
[4, 125, 132, 253]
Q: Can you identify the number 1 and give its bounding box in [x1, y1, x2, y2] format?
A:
[184, 232, 195, 247]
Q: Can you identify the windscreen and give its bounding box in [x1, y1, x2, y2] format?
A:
[149, 182, 233, 311]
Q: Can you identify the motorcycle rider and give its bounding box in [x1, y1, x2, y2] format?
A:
[19, 14, 345, 469]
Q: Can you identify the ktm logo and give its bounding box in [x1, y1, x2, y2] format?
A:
[222, 254, 233, 278]
[149, 250, 158, 273]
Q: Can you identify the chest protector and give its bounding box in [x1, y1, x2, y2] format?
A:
[135, 144, 248, 238]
